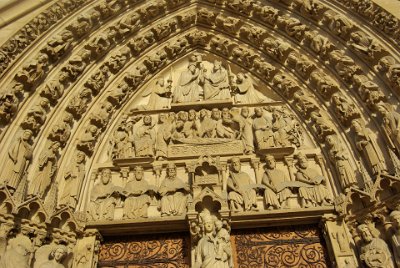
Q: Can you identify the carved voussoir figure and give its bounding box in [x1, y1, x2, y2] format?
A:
[159, 163, 190, 216]
[0, 129, 33, 194]
[27, 141, 60, 199]
[389, 210, 400, 267]
[357, 223, 394, 268]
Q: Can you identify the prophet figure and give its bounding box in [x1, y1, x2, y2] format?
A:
[202, 60, 231, 101]
[262, 155, 292, 209]
[295, 153, 332, 207]
[227, 157, 257, 211]
[123, 166, 155, 219]
[159, 163, 190, 216]
[0, 130, 33, 193]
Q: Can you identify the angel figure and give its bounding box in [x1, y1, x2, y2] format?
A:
[232, 72, 269, 104]
[142, 77, 172, 110]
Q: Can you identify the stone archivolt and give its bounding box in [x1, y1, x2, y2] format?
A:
[0, 0, 400, 267]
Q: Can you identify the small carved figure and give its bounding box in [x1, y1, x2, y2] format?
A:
[263, 37, 292, 62]
[277, 15, 308, 41]
[106, 47, 130, 73]
[272, 108, 302, 147]
[329, 50, 361, 83]
[309, 70, 338, 99]
[349, 31, 383, 61]
[143, 50, 168, 72]
[357, 223, 394, 268]
[37, 244, 67, 268]
[41, 71, 69, 102]
[351, 120, 386, 175]
[325, 11, 354, 38]
[85, 65, 110, 94]
[159, 163, 190, 216]
[389, 210, 400, 267]
[377, 103, 400, 154]
[253, 107, 274, 149]
[216, 15, 240, 34]
[110, 117, 133, 159]
[123, 166, 155, 219]
[254, 5, 279, 25]
[59, 151, 86, 209]
[331, 93, 360, 125]
[77, 125, 99, 155]
[353, 75, 386, 109]
[27, 141, 60, 199]
[201, 60, 231, 101]
[43, 30, 74, 61]
[239, 107, 255, 154]
[216, 108, 240, 139]
[295, 153, 332, 207]
[325, 135, 358, 190]
[262, 155, 292, 209]
[15, 53, 49, 89]
[107, 82, 129, 107]
[90, 102, 113, 127]
[227, 0, 252, 15]
[0, 130, 33, 194]
[21, 98, 49, 131]
[199, 109, 217, 138]
[67, 87, 92, 117]
[304, 30, 332, 57]
[0, 88, 21, 124]
[133, 115, 156, 157]
[141, 77, 172, 109]
[88, 169, 119, 221]
[310, 111, 336, 140]
[117, 12, 141, 36]
[152, 20, 177, 40]
[49, 112, 73, 144]
[227, 157, 257, 211]
[155, 114, 172, 159]
[62, 50, 91, 81]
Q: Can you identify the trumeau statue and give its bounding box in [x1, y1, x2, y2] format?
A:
[194, 210, 233, 268]
[27, 141, 61, 199]
[88, 168, 120, 221]
[262, 154, 292, 209]
[59, 151, 86, 209]
[227, 157, 257, 212]
[351, 119, 386, 175]
[123, 166, 155, 219]
[295, 153, 332, 207]
[357, 223, 394, 268]
[0, 234, 33, 268]
[0, 129, 33, 194]
[159, 163, 190, 216]
[389, 210, 400, 267]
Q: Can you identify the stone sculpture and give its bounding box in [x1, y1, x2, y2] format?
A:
[202, 60, 231, 101]
[37, 244, 67, 268]
[262, 154, 292, 209]
[0, 130, 33, 193]
[216, 108, 240, 139]
[194, 210, 233, 268]
[377, 103, 400, 154]
[295, 153, 332, 207]
[159, 163, 190, 216]
[227, 157, 257, 211]
[27, 141, 60, 199]
[123, 166, 155, 219]
[173, 59, 202, 103]
[21, 98, 49, 131]
[239, 107, 255, 154]
[232, 73, 267, 104]
[88, 169, 119, 221]
[0, 234, 33, 268]
[142, 77, 172, 110]
[133, 115, 156, 157]
[357, 223, 394, 268]
[325, 135, 357, 190]
[351, 120, 386, 175]
[59, 151, 85, 209]
[252, 107, 274, 149]
[390, 210, 400, 267]
[156, 114, 172, 159]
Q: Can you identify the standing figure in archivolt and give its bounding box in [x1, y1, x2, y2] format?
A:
[159, 163, 190, 216]
[27, 141, 60, 199]
[202, 60, 231, 101]
[1, 130, 33, 194]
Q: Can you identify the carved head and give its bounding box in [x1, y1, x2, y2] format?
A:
[51, 141, 61, 152]
[156, 77, 164, 86]
[158, 114, 167, 123]
[351, 120, 363, 133]
[241, 107, 250, 118]
[265, 154, 276, 169]
[202, 214, 215, 234]
[215, 220, 223, 231]
[143, 115, 152, 125]
[390, 210, 400, 228]
[211, 108, 221, 120]
[101, 169, 112, 185]
[188, 63, 196, 73]
[231, 157, 241, 173]
[188, 109, 197, 120]
[76, 151, 86, 164]
[254, 107, 263, 117]
[221, 108, 231, 119]
[134, 166, 144, 181]
[357, 224, 373, 243]
[213, 60, 222, 70]
[51, 245, 67, 263]
[199, 109, 208, 119]
[236, 72, 244, 82]
[178, 111, 188, 122]
[167, 163, 177, 179]
[296, 153, 308, 169]
[22, 129, 33, 141]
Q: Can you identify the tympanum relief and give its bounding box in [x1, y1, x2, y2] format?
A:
[84, 54, 334, 222]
